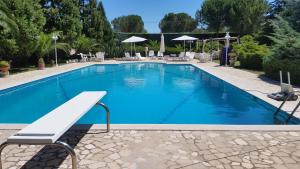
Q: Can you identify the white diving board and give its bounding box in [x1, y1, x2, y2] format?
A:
[0, 91, 110, 169]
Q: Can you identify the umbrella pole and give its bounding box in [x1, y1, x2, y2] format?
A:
[184, 40, 186, 53]
[134, 43, 136, 55]
[130, 43, 132, 56]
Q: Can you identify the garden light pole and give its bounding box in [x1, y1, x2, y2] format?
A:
[52, 34, 58, 67]
[224, 32, 231, 66]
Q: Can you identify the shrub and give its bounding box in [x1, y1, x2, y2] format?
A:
[263, 58, 300, 85]
[263, 17, 300, 85]
[233, 35, 270, 70]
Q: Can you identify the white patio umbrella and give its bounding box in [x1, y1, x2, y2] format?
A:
[160, 34, 165, 55]
[122, 36, 147, 56]
[172, 35, 198, 53]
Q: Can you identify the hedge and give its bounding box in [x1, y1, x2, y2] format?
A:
[263, 58, 300, 85]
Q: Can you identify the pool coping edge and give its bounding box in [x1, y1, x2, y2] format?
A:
[0, 124, 299, 131]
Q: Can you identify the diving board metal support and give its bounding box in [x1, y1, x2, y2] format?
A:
[0, 141, 77, 169]
[96, 102, 110, 132]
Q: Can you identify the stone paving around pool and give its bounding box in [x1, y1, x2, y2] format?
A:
[0, 129, 300, 169]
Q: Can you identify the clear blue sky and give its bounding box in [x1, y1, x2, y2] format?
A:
[101, 0, 203, 33]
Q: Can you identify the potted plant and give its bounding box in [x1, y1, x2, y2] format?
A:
[38, 58, 45, 70]
[0, 60, 10, 77]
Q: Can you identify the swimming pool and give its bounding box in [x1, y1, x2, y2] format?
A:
[0, 63, 299, 125]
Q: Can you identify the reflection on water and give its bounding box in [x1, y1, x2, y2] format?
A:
[123, 77, 145, 87]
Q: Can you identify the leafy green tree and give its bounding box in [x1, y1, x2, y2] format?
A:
[159, 13, 197, 33]
[0, 0, 18, 34]
[112, 15, 146, 33]
[263, 17, 300, 84]
[82, 0, 104, 40]
[197, 0, 269, 35]
[196, 0, 228, 33]
[148, 40, 159, 51]
[271, 0, 300, 32]
[4, 0, 46, 66]
[266, 17, 300, 60]
[226, 0, 269, 35]
[74, 35, 99, 53]
[42, 0, 82, 43]
[0, 0, 19, 60]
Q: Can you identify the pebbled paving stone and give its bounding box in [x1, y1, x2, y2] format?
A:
[0, 130, 299, 169]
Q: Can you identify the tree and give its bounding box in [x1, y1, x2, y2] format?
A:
[82, 0, 105, 40]
[196, 0, 228, 33]
[226, 0, 269, 35]
[0, 0, 18, 34]
[272, 0, 300, 32]
[3, 0, 46, 66]
[112, 15, 146, 33]
[159, 13, 197, 33]
[42, 0, 82, 43]
[197, 0, 269, 35]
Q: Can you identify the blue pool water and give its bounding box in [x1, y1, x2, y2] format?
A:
[0, 63, 298, 124]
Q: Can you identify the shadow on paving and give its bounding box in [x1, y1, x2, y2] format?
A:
[20, 125, 106, 169]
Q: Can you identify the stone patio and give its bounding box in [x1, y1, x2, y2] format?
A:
[0, 129, 300, 169]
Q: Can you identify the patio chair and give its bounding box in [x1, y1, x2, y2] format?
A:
[89, 52, 96, 61]
[0, 91, 110, 169]
[95, 52, 105, 62]
[80, 53, 88, 62]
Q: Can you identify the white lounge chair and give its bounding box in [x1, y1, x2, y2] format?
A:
[199, 53, 211, 63]
[149, 50, 155, 58]
[121, 52, 138, 61]
[136, 53, 146, 60]
[185, 52, 195, 61]
[166, 52, 185, 61]
[185, 52, 191, 57]
[157, 51, 164, 59]
[0, 91, 110, 169]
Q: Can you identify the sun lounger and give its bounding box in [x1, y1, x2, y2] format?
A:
[165, 52, 185, 61]
[0, 91, 110, 169]
[119, 52, 139, 61]
[136, 53, 146, 60]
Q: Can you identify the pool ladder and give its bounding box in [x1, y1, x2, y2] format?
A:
[274, 94, 300, 124]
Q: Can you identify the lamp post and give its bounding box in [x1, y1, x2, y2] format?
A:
[52, 33, 58, 67]
[224, 32, 231, 66]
